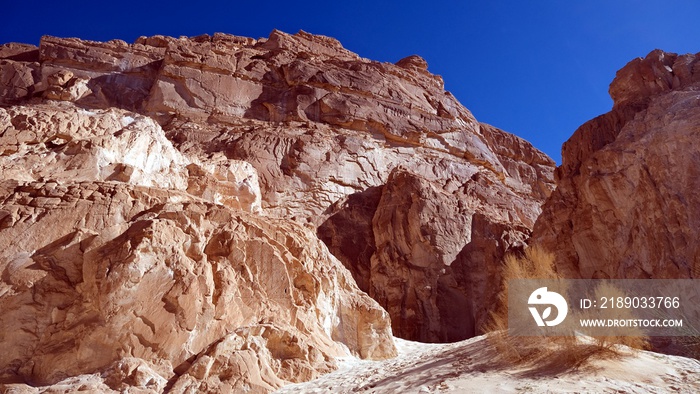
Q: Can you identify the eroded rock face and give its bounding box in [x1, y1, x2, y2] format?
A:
[137, 31, 554, 343]
[0, 180, 394, 391]
[0, 100, 394, 392]
[21, 31, 553, 218]
[531, 49, 700, 280]
[321, 163, 540, 342]
[0, 44, 40, 106]
[0, 103, 262, 213]
[0, 29, 555, 392]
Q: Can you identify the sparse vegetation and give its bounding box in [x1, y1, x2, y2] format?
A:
[585, 281, 650, 351]
[485, 245, 649, 373]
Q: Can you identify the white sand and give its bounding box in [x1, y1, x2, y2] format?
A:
[276, 335, 700, 393]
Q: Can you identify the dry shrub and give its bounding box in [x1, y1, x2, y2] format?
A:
[587, 282, 649, 351]
[501, 245, 558, 281]
[485, 245, 648, 373]
[485, 245, 566, 364]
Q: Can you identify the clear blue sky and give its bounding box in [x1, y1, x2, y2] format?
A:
[3, 1, 700, 163]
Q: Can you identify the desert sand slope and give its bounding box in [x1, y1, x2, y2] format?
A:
[276, 335, 700, 393]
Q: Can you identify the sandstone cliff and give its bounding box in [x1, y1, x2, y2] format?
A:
[0, 102, 396, 393]
[531, 49, 700, 280]
[2, 30, 555, 345]
[0, 29, 555, 392]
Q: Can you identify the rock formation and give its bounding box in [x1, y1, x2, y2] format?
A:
[0, 29, 556, 392]
[531, 49, 700, 280]
[0, 102, 395, 393]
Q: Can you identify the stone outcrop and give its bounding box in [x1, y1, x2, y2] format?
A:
[2, 30, 555, 342]
[0, 102, 262, 213]
[531, 49, 700, 279]
[0, 28, 556, 392]
[0, 181, 393, 391]
[0, 44, 40, 106]
[0, 102, 395, 393]
[10, 31, 555, 218]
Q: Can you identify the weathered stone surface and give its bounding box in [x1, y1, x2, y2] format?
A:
[0, 43, 40, 62]
[0, 102, 262, 213]
[134, 29, 554, 343]
[317, 186, 382, 293]
[0, 29, 557, 392]
[0, 181, 394, 390]
[334, 167, 535, 342]
[395, 54, 429, 71]
[137, 29, 487, 167]
[0, 44, 41, 105]
[319, 157, 546, 342]
[531, 49, 700, 280]
[38, 36, 164, 111]
[43, 70, 91, 102]
[479, 123, 555, 202]
[169, 324, 334, 393]
[0, 100, 393, 392]
[368, 169, 471, 341]
[8, 31, 554, 217]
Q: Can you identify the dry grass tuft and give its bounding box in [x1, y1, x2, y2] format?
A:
[587, 282, 649, 351]
[501, 245, 558, 281]
[485, 245, 649, 373]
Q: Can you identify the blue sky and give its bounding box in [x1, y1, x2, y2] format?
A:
[2, 1, 700, 163]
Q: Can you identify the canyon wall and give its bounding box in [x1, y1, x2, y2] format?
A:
[0, 30, 556, 391]
[531, 49, 700, 280]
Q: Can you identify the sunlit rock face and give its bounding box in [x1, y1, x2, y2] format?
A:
[531, 49, 700, 280]
[0, 102, 395, 392]
[0, 29, 556, 392]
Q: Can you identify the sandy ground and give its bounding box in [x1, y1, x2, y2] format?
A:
[275, 335, 700, 393]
